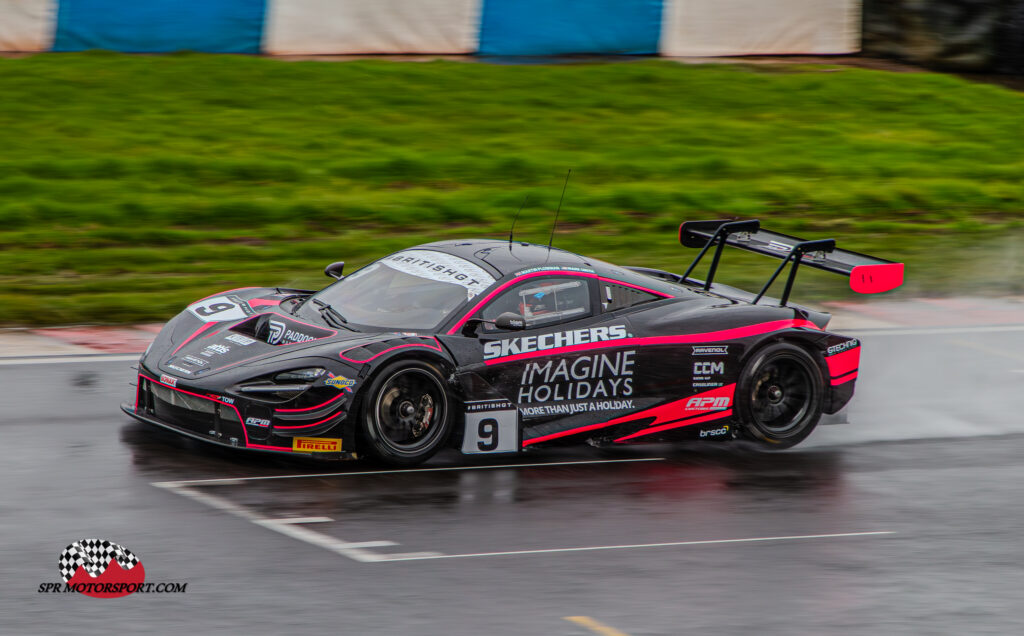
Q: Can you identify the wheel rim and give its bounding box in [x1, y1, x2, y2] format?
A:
[749, 356, 813, 437]
[373, 368, 446, 454]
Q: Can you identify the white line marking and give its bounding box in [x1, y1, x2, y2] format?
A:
[844, 324, 1024, 337]
[254, 519, 401, 562]
[272, 516, 334, 525]
[153, 481, 399, 563]
[154, 457, 666, 488]
[0, 354, 141, 366]
[375, 531, 896, 562]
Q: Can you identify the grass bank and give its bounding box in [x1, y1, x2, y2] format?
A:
[1, 53, 1022, 325]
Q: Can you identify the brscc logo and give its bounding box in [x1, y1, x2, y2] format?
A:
[59, 539, 145, 598]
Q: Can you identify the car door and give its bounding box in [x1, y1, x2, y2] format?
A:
[442, 273, 643, 449]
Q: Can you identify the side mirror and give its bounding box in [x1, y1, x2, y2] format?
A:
[324, 261, 345, 280]
[494, 312, 527, 331]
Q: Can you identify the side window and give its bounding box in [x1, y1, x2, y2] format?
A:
[601, 282, 660, 313]
[480, 277, 592, 330]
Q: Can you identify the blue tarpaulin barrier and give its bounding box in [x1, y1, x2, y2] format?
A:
[478, 0, 664, 56]
[53, 0, 267, 53]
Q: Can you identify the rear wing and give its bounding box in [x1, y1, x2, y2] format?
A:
[679, 219, 904, 306]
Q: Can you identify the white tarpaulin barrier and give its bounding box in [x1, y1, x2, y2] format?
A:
[0, 0, 57, 51]
[660, 0, 861, 56]
[263, 0, 481, 55]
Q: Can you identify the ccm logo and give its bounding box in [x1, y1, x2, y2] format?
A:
[693, 361, 724, 375]
[686, 396, 731, 410]
[245, 417, 271, 427]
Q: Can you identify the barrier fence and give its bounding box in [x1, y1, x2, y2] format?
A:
[0, 0, 859, 56]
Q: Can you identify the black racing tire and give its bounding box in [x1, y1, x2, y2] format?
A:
[359, 359, 452, 466]
[735, 342, 825, 449]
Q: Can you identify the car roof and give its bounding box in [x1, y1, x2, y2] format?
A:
[414, 239, 594, 277]
[413, 238, 687, 297]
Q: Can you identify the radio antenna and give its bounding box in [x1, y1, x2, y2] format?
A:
[547, 169, 571, 257]
[509, 194, 530, 252]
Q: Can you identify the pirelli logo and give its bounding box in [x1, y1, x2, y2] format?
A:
[292, 437, 342, 453]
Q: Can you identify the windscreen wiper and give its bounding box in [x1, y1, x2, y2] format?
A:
[311, 298, 350, 328]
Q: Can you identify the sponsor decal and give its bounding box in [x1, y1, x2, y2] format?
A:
[182, 355, 208, 367]
[692, 345, 728, 356]
[158, 374, 177, 387]
[324, 375, 356, 391]
[206, 394, 234, 404]
[827, 339, 859, 355]
[268, 320, 285, 345]
[685, 395, 732, 411]
[293, 437, 342, 452]
[692, 360, 726, 388]
[166, 364, 193, 375]
[484, 324, 628, 360]
[225, 333, 256, 346]
[381, 249, 495, 300]
[37, 539, 187, 598]
[693, 361, 724, 375]
[699, 426, 730, 438]
[521, 399, 634, 417]
[518, 350, 635, 403]
[187, 294, 254, 323]
[199, 343, 231, 357]
[245, 417, 271, 428]
[267, 319, 318, 345]
[767, 240, 792, 252]
[465, 399, 515, 412]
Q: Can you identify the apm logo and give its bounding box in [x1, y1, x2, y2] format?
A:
[685, 396, 731, 410]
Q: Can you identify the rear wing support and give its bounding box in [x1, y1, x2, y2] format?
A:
[679, 219, 904, 304]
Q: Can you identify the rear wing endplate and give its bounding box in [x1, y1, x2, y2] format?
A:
[679, 219, 904, 306]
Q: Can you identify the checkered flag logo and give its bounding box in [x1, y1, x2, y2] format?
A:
[59, 539, 140, 583]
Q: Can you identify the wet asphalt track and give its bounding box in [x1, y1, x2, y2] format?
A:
[3, 324, 1024, 635]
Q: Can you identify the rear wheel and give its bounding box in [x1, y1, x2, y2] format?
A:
[736, 342, 824, 449]
[359, 359, 452, 466]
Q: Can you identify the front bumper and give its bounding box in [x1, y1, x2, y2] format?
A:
[126, 373, 357, 460]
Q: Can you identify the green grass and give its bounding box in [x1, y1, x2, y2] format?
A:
[1, 53, 1023, 326]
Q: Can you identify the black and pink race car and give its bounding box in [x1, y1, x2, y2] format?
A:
[123, 219, 903, 466]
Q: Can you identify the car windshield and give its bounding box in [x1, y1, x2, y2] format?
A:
[310, 249, 496, 330]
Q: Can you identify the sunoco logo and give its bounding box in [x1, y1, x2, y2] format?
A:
[38, 539, 187, 598]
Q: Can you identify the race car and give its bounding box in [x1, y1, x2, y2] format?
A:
[123, 219, 903, 465]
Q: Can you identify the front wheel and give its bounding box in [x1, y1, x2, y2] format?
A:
[735, 342, 824, 449]
[359, 359, 452, 466]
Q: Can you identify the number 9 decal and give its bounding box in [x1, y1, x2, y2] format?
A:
[187, 295, 251, 323]
[462, 409, 519, 454]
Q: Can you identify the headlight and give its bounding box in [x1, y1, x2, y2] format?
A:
[274, 367, 326, 383]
